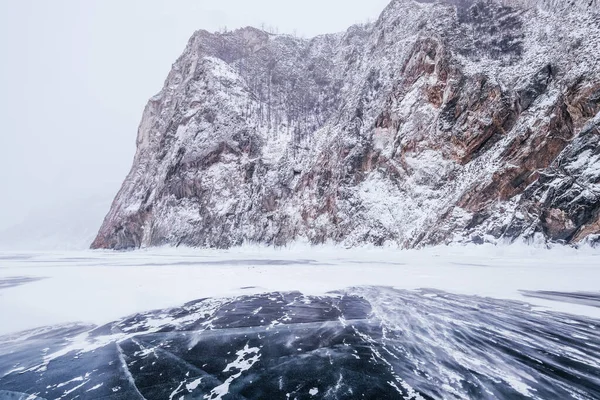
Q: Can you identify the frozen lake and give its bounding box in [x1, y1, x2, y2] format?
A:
[0, 245, 599, 399]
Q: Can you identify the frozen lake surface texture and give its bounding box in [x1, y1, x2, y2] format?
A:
[0, 245, 599, 399]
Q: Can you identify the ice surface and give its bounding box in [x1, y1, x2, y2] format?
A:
[1, 285, 599, 399]
[0, 244, 599, 336]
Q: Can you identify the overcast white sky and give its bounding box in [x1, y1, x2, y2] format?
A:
[0, 0, 391, 233]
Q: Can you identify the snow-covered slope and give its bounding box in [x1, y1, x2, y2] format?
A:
[93, 0, 600, 250]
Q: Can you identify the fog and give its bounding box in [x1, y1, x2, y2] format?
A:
[0, 0, 390, 248]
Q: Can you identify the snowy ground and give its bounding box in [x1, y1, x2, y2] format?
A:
[1, 244, 599, 399]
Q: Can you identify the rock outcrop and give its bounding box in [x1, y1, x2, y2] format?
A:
[92, 0, 600, 250]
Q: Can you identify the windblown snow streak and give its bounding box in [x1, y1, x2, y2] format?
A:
[92, 0, 600, 250]
[1, 287, 599, 399]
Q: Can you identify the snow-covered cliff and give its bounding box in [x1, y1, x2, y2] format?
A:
[92, 0, 600, 250]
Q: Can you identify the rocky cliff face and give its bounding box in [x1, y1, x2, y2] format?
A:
[92, 0, 600, 250]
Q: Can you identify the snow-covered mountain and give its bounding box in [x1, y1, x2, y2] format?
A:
[92, 0, 600, 250]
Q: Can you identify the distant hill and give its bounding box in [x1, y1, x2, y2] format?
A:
[0, 195, 112, 251]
